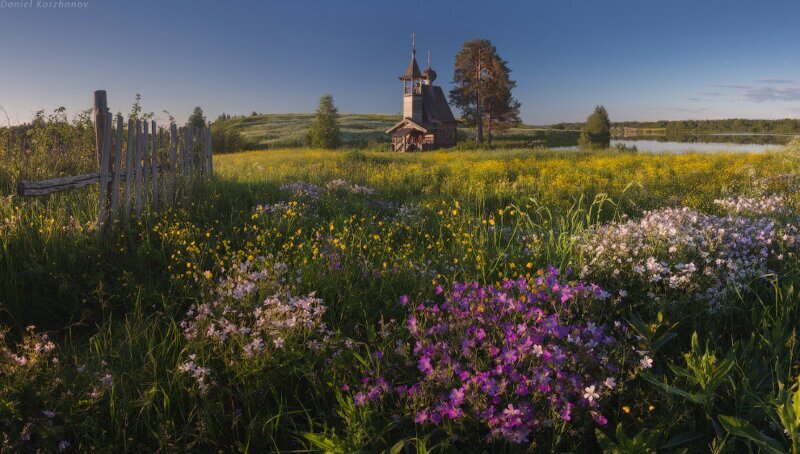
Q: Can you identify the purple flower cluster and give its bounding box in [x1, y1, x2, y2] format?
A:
[349, 268, 624, 444]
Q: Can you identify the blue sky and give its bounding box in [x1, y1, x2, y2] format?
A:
[0, 0, 798, 125]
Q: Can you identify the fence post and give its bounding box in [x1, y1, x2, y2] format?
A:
[195, 127, 200, 176]
[159, 127, 166, 206]
[134, 120, 143, 215]
[167, 123, 177, 203]
[124, 118, 134, 221]
[94, 90, 112, 230]
[194, 128, 206, 178]
[188, 127, 195, 180]
[151, 120, 159, 211]
[110, 114, 123, 223]
[182, 127, 189, 186]
[206, 127, 213, 176]
[196, 128, 206, 177]
[143, 121, 151, 209]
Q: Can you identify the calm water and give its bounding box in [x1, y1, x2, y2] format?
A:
[556, 136, 790, 153]
[609, 139, 785, 153]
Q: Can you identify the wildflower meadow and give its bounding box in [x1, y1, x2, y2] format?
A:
[2, 148, 800, 451]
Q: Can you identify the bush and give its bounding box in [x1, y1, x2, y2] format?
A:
[579, 106, 611, 150]
[0, 108, 96, 195]
[211, 124, 255, 153]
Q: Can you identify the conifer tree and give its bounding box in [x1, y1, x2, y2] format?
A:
[308, 94, 340, 149]
[450, 39, 521, 146]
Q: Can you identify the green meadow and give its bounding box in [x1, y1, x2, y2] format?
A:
[2, 147, 800, 451]
[214, 113, 579, 149]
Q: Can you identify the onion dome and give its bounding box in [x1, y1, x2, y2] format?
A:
[422, 50, 437, 83]
[422, 66, 437, 83]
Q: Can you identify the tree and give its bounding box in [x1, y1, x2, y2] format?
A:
[308, 94, 340, 149]
[188, 106, 206, 130]
[450, 39, 521, 146]
[579, 105, 611, 149]
[484, 78, 522, 144]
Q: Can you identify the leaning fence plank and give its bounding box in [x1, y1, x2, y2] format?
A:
[143, 121, 151, 208]
[95, 91, 112, 229]
[178, 127, 184, 177]
[159, 127, 166, 206]
[17, 173, 100, 196]
[204, 127, 210, 176]
[188, 127, 195, 178]
[151, 120, 159, 211]
[181, 127, 189, 183]
[182, 126, 188, 178]
[195, 127, 203, 176]
[198, 127, 205, 176]
[124, 118, 135, 221]
[185, 127, 192, 183]
[195, 128, 200, 175]
[99, 110, 113, 228]
[167, 123, 176, 203]
[110, 114, 123, 222]
[134, 120, 143, 215]
[188, 127, 193, 176]
[206, 127, 213, 176]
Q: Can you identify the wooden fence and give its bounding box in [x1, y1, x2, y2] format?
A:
[17, 90, 213, 230]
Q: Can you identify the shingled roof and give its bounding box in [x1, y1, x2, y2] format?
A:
[400, 50, 422, 80]
[421, 85, 456, 123]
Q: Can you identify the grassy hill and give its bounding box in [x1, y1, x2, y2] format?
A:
[213, 113, 579, 150]
[216, 113, 400, 149]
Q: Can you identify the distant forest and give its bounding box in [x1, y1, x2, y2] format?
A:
[550, 118, 800, 135]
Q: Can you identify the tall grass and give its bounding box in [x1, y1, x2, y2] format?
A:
[1, 147, 798, 451]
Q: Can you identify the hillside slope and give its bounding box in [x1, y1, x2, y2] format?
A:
[214, 113, 579, 149]
[216, 113, 401, 148]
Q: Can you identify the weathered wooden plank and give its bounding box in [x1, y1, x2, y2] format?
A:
[195, 127, 203, 176]
[17, 172, 101, 197]
[195, 126, 200, 175]
[151, 120, 159, 211]
[110, 114, 123, 222]
[206, 127, 213, 176]
[17, 164, 178, 197]
[204, 127, 210, 176]
[181, 126, 189, 182]
[166, 124, 175, 203]
[188, 127, 195, 178]
[124, 118, 135, 221]
[134, 120, 143, 215]
[93, 91, 106, 167]
[196, 127, 204, 176]
[142, 120, 151, 208]
[177, 126, 184, 177]
[159, 127, 166, 205]
[97, 104, 113, 229]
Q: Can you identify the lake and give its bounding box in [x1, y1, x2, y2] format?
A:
[554, 133, 793, 153]
[610, 139, 786, 153]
